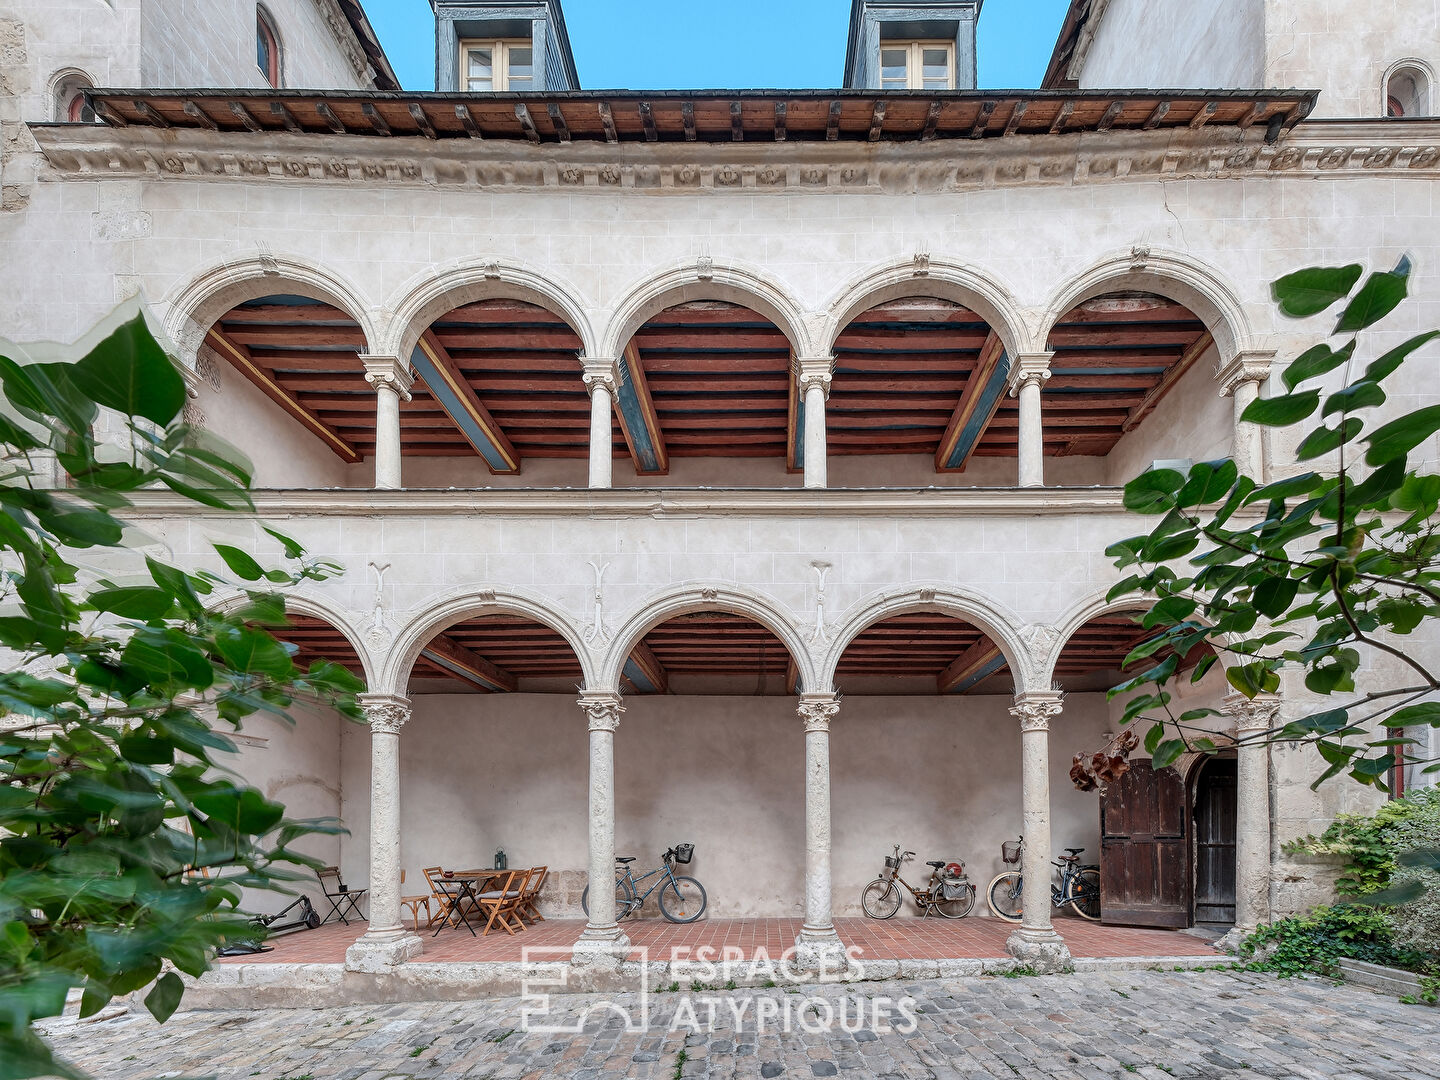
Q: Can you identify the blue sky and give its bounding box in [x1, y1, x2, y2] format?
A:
[363, 1, 1072, 91]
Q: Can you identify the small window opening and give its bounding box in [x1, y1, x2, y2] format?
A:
[54, 73, 97, 123]
[257, 7, 281, 89]
[1386, 65, 1429, 117]
[460, 40, 533, 92]
[879, 41, 954, 90]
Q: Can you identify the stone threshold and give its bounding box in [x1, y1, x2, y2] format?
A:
[165, 954, 1235, 1011]
[1337, 958, 1437, 1003]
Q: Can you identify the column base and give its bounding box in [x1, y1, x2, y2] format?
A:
[1216, 924, 1256, 956]
[344, 929, 423, 973]
[791, 925, 852, 980]
[1005, 927, 1073, 974]
[571, 923, 632, 967]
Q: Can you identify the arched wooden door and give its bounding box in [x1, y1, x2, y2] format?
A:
[1099, 760, 1189, 928]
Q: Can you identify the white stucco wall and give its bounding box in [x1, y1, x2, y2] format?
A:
[1077, 0, 1266, 91]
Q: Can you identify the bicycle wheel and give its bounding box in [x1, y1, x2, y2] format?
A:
[658, 876, 707, 923]
[932, 882, 976, 919]
[987, 872, 1023, 922]
[1067, 867, 1101, 921]
[580, 876, 634, 919]
[861, 879, 902, 919]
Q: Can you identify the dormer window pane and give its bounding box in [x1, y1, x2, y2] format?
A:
[880, 47, 908, 88]
[921, 47, 951, 89]
[466, 47, 494, 90]
[507, 45, 533, 89]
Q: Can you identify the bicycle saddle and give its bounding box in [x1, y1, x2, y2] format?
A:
[926, 861, 946, 869]
[1064, 847, 1085, 855]
[615, 856, 636, 863]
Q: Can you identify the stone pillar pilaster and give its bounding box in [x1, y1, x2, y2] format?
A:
[795, 359, 833, 490]
[361, 357, 414, 491]
[574, 691, 630, 958]
[1006, 691, 1072, 973]
[583, 359, 618, 490]
[1217, 352, 1275, 480]
[345, 694, 423, 972]
[794, 692, 848, 973]
[1220, 692, 1281, 950]
[1009, 353, 1053, 489]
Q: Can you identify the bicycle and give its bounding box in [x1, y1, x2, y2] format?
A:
[861, 845, 976, 919]
[985, 836, 1101, 923]
[580, 843, 708, 923]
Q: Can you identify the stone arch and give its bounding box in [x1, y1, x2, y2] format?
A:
[161, 253, 379, 370]
[1383, 57, 1434, 117]
[820, 255, 1034, 359]
[821, 584, 1032, 694]
[1040, 588, 1229, 691]
[382, 258, 598, 362]
[380, 585, 595, 696]
[597, 584, 816, 694]
[598, 259, 814, 361]
[208, 590, 376, 689]
[1039, 247, 1256, 363]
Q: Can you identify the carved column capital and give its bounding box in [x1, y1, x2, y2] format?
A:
[359, 693, 412, 735]
[1216, 351, 1276, 397]
[1223, 692, 1282, 734]
[797, 692, 840, 733]
[581, 358, 619, 397]
[1010, 691, 1064, 732]
[360, 356, 415, 402]
[794, 358, 835, 399]
[1007, 353, 1054, 396]
[578, 690, 625, 732]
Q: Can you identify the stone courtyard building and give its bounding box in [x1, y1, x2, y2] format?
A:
[2, 0, 1438, 975]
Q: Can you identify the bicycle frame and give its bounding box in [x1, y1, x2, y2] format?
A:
[996, 857, 1095, 909]
[616, 858, 683, 913]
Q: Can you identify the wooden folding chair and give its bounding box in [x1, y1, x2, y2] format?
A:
[473, 869, 524, 935]
[400, 870, 434, 930]
[517, 866, 547, 924]
[422, 866, 452, 926]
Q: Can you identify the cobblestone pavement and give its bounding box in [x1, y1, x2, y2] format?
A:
[37, 969, 1440, 1079]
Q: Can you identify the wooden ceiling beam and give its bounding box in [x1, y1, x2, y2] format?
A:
[935, 331, 1009, 473]
[419, 634, 518, 692]
[622, 641, 669, 694]
[938, 638, 1006, 694]
[205, 328, 362, 463]
[410, 330, 521, 473]
[614, 340, 669, 475]
[1120, 329, 1215, 433]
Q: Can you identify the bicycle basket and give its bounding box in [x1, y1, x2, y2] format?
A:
[884, 855, 902, 869]
[673, 843, 694, 865]
[1001, 841, 1022, 864]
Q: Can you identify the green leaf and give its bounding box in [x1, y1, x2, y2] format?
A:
[1152, 739, 1186, 770]
[191, 785, 286, 834]
[1321, 380, 1385, 418]
[143, 971, 185, 1024]
[1282, 340, 1356, 391]
[1364, 330, 1440, 382]
[212, 625, 293, 679]
[1241, 389, 1321, 428]
[1272, 264, 1362, 318]
[1122, 468, 1185, 514]
[1175, 459, 1238, 507]
[213, 543, 265, 582]
[1295, 417, 1363, 461]
[1334, 256, 1410, 333]
[87, 586, 174, 620]
[1364, 404, 1440, 466]
[263, 527, 306, 560]
[68, 314, 187, 426]
[1252, 575, 1300, 618]
[1382, 702, 1440, 728]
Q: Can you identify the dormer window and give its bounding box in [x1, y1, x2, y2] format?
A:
[461, 39, 533, 91]
[879, 41, 955, 90]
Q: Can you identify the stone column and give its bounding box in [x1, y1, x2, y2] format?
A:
[1006, 691, 1072, 973]
[1216, 352, 1275, 480]
[574, 691, 629, 958]
[345, 694, 423, 972]
[361, 356, 414, 491]
[795, 360, 833, 490]
[582, 359, 618, 490]
[794, 692, 848, 973]
[1008, 353, 1053, 489]
[1220, 693, 1280, 950]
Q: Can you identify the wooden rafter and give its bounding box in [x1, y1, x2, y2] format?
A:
[204, 327, 362, 463]
[622, 641, 669, 694]
[1119, 329, 1214, 433]
[421, 634, 518, 692]
[935, 331, 1008, 472]
[938, 639, 1005, 694]
[410, 330, 520, 473]
[614, 340, 668, 475]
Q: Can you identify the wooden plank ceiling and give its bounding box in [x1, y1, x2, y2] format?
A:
[1042, 293, 1212, 458]
[1054, 616, 1216, 693]
[835, 614, 1010, 694]
[86, 89, 1315, 144]
[272, 615, 364, 676]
